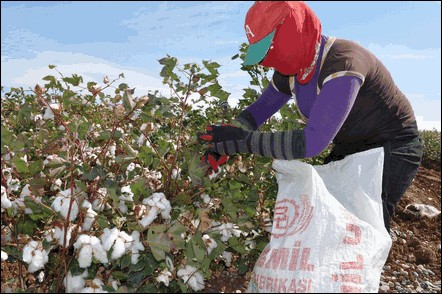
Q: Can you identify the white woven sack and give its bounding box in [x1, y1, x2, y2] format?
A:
[247, 147, 392, 293]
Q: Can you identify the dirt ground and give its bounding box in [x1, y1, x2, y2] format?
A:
[2, 163, 440, 293]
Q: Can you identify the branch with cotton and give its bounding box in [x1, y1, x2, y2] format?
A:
[22, 240, 50, 273]
[137, 192, 172, 228]
[73, 234, 108, 268]
[177, 265, 205, 292]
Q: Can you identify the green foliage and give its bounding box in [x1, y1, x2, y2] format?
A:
[420, 129, 441, 168]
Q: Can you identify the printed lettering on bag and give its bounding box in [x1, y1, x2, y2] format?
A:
[272, 194, 314, 238]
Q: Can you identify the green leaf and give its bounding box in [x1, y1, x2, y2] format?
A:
[24, 197, 53, 219]
[228, 236, 247, 254]
[147, 224, 173, 261]
[168, 222, 186, 250]
[173, 192, 192, 206]
[17, 220, 37, 235]
[62, 74, 83, 86]
[48, 64, 56, 69]
[29, 160, 44, 176]
[96, 214, 109, 228]
[119, 253, 132, 269]
[123, 89, 135, 112]
[127, 271, 147, 285]
[112, 271, 128, 281]
[12, 157, 29, 173]
[221, 197, 238, 219]
[97, 130, 111, 141]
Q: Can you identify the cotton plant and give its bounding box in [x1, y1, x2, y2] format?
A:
[118, 185, 134, 214]
[64, 270, 88, 293]
[156, 269, 173, 287]
[100, 228, 133, 260]
[177, 265, 205, 292]
[92, 188, 111, 212]
[51, 188, 80, 221]
[138, 192, 172, 228]
[44, 223, 75, 247]
[50, 178, 64, 192]
[126, 162, 141, 180]
[130, 231, 145, 265]
[12, 184, 41, 214]
[42, 103, 59, 120]
[171, 168, 181, 180]
[1, 185, 12, 210]
[73, 234, 108, 268]
[1, 250, 8, 261]
[3, 168, 20, 192]
[209, 221, 243, 242]
[81, 200, 98, 231]
[221, 251, 233, 267]
[79, 277, 108, 293]
[22, 240, 50, 273]
[202, 234, 218, 254]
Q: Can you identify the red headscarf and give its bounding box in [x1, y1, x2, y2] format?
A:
[260, 2, 322, 84]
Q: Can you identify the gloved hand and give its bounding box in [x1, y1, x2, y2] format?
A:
[201, 149, 229, 174]
[198, 124, 249, 155]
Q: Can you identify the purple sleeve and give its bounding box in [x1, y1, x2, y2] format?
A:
[304, 75, 363, 157]
[244, 84, 292, 128]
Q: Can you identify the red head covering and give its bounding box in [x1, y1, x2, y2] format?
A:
[257, 2, 322, 84]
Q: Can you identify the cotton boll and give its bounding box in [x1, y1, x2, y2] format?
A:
[111, 237, 126, 260]
[1, 186, 12, 209]
[79, 287, 107, 293]
[130, 231, 145, 265]
[200, 193, 211, 205]
[22, 241, 49, 273]
[156, 269, 172, 287]
[171, 168, 181, 180]
[64, 270, 88, 293]
[1, 250, 8, 261]
[23, 241, 38, 264]
[78, 244, 93, 268]
[177, 265, 205, 291]
[101, 228, 119, 251]
[222, 251, 233, 267]
[139, 206, 159, 228]
[37, 271, 45, 283]
[152, 193, 163, 203]
[90, 236, 108, 264]
[118, 200, 128, 214]
[53, 225, 73, 247]
[81, 200, 97, 231]
[51, 189, 79, 221]
[202, 235, 218, 255]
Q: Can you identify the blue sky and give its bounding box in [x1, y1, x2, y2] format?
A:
[2, 1, 441, 130]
